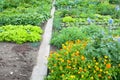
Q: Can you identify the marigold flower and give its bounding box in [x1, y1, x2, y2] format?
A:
[78, 71, 80, 74]
[95, 62, 98, 65]
[106, 63, 111, 69]
[67, 60, 71, 64]
[81, 55, 85, 60]
[100, 69, 103, 72]
[70, 75, 75, 78]
[79, 67, 83, 72]
[96, 67, 99, 71]
[66, 65, 71, 69]
[108, 76, 111, 79]
[98, 74, 101, 77]
[104, 55, 108, 58]
[81, 75, 84, 78]
[88, 65, 91, 68]
[94, 70, 96, 73]
[62, 74, 64, 77]
[118, 64, 120, 67]
[90, 76, 94, 79]
[105, 71, 108, 74]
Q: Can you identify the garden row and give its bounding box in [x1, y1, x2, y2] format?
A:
[46, 0, 120, 80]
[0, 0, 52, 43]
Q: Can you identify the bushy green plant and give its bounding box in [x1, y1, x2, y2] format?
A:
[97, 2, 115, 15]
[51, 27, 87, 48]
[0, 25, 43, 44]
[46, 40, 118, 80]
[0, 0, 51, 26]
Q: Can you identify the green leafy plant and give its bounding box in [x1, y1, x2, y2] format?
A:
[51, 27, 87, 48]
[0, 0, 52, 26]
[0, 25, 43, 44]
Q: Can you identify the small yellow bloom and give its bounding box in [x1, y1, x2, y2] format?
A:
[81, 75, 84, 78]
[67, 60, 71, 64]
[51, 70, 54, 73]
[90, 76, 94, 79]
[96, 67, 99, 71]
[108, 76, 111, 79]
[81, 55, 85, 60]
[105, 71, 109, 74]
[98, 74, 101, 77]
[62, 74, 64, 77]
[95, 62, 99, 65]
[94, 70, 96, 73]
[88, 65, 91, 68]
[100, 69, 103, 72]
[70, 75, 75, 78]
[78, 71, 80, 74]
[118, 64, 120, 67]
[104, 56, 108, 58]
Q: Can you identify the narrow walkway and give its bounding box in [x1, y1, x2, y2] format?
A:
[30, 1, 55, 80]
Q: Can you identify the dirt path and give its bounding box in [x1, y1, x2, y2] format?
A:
[30, 0, 55, 80]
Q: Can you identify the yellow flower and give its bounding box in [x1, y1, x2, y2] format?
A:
[96, 67, 99, 71]
[84, 69, 87, 72]
[78, 71, 80, 74]
[81, 75, 84, 78]
[51, 70, 54, 73]
[70, 75, 75, 78]
[118, 64, 120, 67]
[90, 76, 94, 80]
[79, 67, 83, 72]
[106, 63, 111, 69]
[104, 55, 108, 59]
[108, 76, 111, 79]
[94, 70, 96, 73]
[67, 60, 71, 64]
[95, 62, 99, 65]
[88, 65, 91, 68]
[105, 71, 109, 74]
[98, 74, 101, 77]
[100, 69, 103, 72]
[81, 55, 85, 60]
[62, 74, 64, 77]
[66, 65, 71, 69]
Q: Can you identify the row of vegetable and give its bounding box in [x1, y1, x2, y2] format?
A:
[0, 0, 52, 43]
[46, 0, 120, 80]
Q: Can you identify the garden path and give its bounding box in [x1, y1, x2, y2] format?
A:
[30, 0, 55, 80]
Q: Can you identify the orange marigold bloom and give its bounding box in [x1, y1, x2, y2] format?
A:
[81, 55, 85, 60]
[108, 76, 111, 79]
[106, 63, 111, 69]
[67, 60, 71, 64]
[98, 74, 101, 77]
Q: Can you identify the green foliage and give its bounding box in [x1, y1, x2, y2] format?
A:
[51, 25, 105, 48]
[0, 25, 43, 44]
[97, 2, 115, 15]
[0, 0, 52, 26]
[85, 33, 120, 65]
[51, 27, 87, 48]
[62, 16, 76, 22]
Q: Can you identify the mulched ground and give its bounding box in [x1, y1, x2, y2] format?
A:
[0, 42, 40, 80]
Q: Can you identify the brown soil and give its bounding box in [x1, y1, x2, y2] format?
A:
[0, 42, 40, 80]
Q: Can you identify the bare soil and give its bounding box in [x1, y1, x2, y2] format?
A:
[0, 42, 40, 80]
